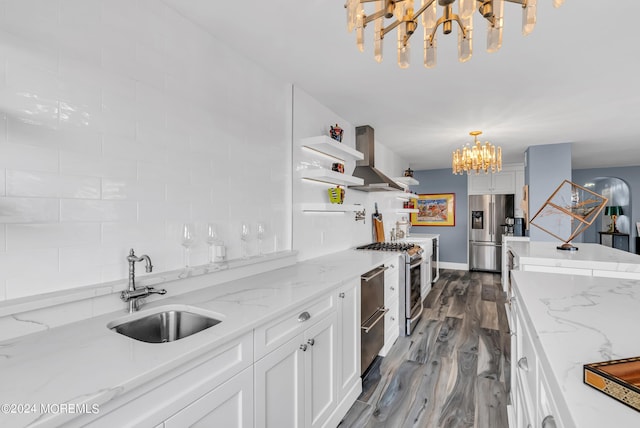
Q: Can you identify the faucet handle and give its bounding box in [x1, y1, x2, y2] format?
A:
[148, 286, 166, 295]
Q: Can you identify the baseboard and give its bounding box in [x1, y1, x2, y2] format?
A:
[439, 262, 468, 271]
[324, 380, 362, 428]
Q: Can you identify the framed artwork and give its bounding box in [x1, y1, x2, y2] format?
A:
[411, 193, 456, 226]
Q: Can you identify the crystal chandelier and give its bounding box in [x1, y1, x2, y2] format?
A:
[452, 131, 502, 175]
[345, 0, 565, 69]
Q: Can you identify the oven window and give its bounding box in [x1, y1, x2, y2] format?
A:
[409, 261, 421, 311]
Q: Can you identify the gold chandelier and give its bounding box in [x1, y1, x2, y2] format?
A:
[452, 131, 502, 175]
[345, 0, 565, 68]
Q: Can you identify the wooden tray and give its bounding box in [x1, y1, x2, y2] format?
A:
[584, 356, 640, 412]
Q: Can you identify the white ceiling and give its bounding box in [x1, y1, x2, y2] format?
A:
[163, 0, 640, 171]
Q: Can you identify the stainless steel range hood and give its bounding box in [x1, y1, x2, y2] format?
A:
[350, 125, 403, 192]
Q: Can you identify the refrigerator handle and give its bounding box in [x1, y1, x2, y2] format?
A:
[489, 201, 494, 237]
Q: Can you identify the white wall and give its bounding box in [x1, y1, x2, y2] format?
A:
[292, 87, 411, 260]
[0, 1, 291, 301]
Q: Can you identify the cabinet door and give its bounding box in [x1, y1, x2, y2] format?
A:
[255, 334, 305, 428]
[337, 279, 360, 402]
[304, 311, 338, 428]
[492, 169, 516, 194]
[164, 367, 253, 428]
[468, 173, 494, 195]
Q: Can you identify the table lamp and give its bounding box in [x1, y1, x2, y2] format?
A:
[605, 206, 623, 233]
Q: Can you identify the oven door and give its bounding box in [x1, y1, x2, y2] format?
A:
[405, 257, 424, 335]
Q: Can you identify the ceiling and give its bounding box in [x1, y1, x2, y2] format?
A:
[163, 0, 640, 171]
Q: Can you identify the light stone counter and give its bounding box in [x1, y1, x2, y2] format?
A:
[512, 271, 640, 427]
[507, 240, 640, 276]
[0, 249, 396, 428]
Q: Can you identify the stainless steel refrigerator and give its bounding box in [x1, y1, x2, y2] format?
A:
[469, 194, 514, 272]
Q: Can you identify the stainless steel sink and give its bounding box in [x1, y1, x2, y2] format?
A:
[109, 307, 222, 343]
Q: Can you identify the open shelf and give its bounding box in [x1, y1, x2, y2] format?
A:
[393, 176, 419, 187]
[300, 136, 364, 162]
[300, 168, 364, 187]
[393, 192, 418, 200]
[396, 208, 418, 214]
[299, 203, 363, 212]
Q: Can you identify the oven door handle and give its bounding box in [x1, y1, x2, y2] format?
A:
[409, 301, 424, 324]
[361, 307, 389, 333]
[361, 266, 390, 282]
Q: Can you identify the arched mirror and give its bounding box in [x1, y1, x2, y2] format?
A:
[577, 177, 631, 245]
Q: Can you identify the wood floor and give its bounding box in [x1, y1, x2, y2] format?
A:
[339, 269, 510, 428]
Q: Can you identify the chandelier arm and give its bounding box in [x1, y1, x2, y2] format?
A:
[503, 0, 527, 5]
[364, 8, 388, 25]
[410, 0, 437, 21]
[381, 19, 403, 38]
[450, 13, 467, 38]
[427, 12, 462, 44]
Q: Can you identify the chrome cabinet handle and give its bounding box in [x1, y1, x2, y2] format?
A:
[307, 338, 315, 346]
[300, 344, 307, 351]
[542, 415, 556, 428]
[518, 357, 529, 372]
[298, 311, 311, 322]
[361, 307, 389, 333]
[362, 266, 389, 281]
[339, 292, 345, 298]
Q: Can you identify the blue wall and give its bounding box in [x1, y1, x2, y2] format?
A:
[411, 169, 468, 264]
[573, 166, 640, 253]
[525, 143, 572, 241]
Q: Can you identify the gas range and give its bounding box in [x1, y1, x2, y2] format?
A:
[356, 242, 422, 257]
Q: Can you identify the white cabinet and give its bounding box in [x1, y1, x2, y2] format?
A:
[509, 282, 567, 428]
[254, 304, 339, 428]
[304, 312, 338, 428]
[255, 333, 305, 428]
[380, 258, 400, 356]
[468, 164, 523, 195]
[164, 367, 254, 428]
[337, 279, 360, 403]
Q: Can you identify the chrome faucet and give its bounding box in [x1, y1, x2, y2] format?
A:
[121, 249, 166, 313]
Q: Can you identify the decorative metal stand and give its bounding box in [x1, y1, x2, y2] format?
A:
[529, 180, 608, 251]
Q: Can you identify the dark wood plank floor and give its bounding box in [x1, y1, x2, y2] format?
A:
[339, 269, 510, 428]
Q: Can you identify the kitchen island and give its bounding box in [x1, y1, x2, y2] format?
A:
[506, 240, 640, 279]
[510, 271, 640, 427]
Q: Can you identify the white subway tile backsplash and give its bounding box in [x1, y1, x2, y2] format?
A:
[138, 200, 190, 223]
[6, 170, 101, 199]
[0, 1, 291, 305]
[0, 141, 59, 172]
[0, 29, 58, 74]
[0, 248, 59, 279]
[6, 270, 103, 300]
[6, 223, 101, 250]
[60, 151, 137, 179]
[0, 196, 59, 223]
[60, 199, 137, 223]
[0, 168, 5, 196]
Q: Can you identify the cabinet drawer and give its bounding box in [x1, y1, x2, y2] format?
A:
[254, 293, 336, 359]
[385, 297, 399, 330]
[87, 332, 253, 427]
[515, 375, 535, 428]
[516, 308, 537, 403]
[538, 369, 562, 428]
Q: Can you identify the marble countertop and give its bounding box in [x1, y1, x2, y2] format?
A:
[507, 240, 640, 272]
[512, 271, 640, 427]
[0, 249, 398, 428]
